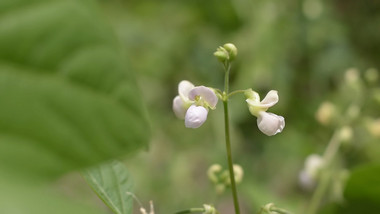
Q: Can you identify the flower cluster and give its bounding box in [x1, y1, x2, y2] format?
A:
[172, 43, 285, 136]
[172, 81, 285, 135]
[207, 164, 244, 194]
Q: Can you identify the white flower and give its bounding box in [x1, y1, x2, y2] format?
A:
[172, 80, 195, 119]
[185, 105, 208, 128]
[245, 89, 285, 136]
[173, 80, 218, 128]
[257, 111, 285, 136]
[299, 154, 324, 190]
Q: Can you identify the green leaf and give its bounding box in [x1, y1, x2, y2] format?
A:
[83, 160, 134, 214]
[0, 0, 149, 213]
[342, 163, 380, 213]
[0, 177, 106, 214]
[0, 0, 149, 179]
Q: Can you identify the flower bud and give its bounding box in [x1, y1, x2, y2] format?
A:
[213, 47, 228, 62]
[366, 118, 380, 138]
[262, 203, 275, 212]
[207, 164, 222, 183]
[215, 184, 225, 194]
[299, 169, 316, 190]
[315, 101, 336, 126]
[339, 126, 353, 142]
[233, 164, 244, 184]
[299, 154, 324, 190]
[304, 154, 324, 178]
[223, 43, 237, 61]
[203, 204, 217, 214]
[345, 68, 360, 84]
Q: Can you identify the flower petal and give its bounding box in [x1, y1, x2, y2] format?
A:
[305, 154, 324, 178]
[260, 90, 279, 107]
[299, 169, 316, 190]
[188, 86, 218, 108]
[185, 105, 208, 128]
[173, 96, 187, 119]
[178, 80, 194, 101]
[256, 111, 285, 136]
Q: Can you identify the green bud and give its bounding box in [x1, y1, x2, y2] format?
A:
[223, 43, 238, 61]
[207, 164, 222, 183]
[233, 164, 244, 184]
[215, 184, 225, 194]
[203, 204, 218, 214]
[213, 47, 228, 62]
[244, 89, 255, 99]
[339, 126, 353, 143]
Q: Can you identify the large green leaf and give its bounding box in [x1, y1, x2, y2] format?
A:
[83, 160, 134, 214]
[0, 176, 106, 214]
[0, 0, 149, 179]
[0, 0, 149, 213]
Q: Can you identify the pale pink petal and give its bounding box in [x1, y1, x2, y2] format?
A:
[188, 86, 218, 108]
[185, 105, 208, 128]
[256, 111, 285, 136]
[178, 80, 194, 101]
[173, 96, 187, 119]
[260, 90, 279, 107]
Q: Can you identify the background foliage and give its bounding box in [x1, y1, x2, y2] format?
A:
[0, 0, 379, 213]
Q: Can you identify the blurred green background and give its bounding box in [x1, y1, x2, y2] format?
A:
[104, 0, 379, 213]
[0, 0, 380, 213]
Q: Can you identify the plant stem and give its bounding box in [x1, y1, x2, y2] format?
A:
[228, 89, 248, 98]
[174, 208, 205, 214]
[222, 62, 241, 214]
[306, 130, 341, 214]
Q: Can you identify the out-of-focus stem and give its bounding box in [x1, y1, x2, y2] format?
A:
[174, 208, 205, 214]
[306, 130, 341, 214]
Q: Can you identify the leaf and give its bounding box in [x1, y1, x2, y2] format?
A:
[83, 160, 134, 214]
[0, 0, 150, 179]
[341, 163, 380, 213]
[0, 0, 149, 213]
[0, 177, 106, 214]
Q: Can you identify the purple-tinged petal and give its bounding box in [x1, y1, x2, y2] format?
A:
[188, 86, 218, 108]
[185, 105, 208, 128]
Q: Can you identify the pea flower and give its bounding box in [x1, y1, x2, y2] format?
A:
[173, 80, 218, 128]
[299, 154, 324, 190]
[245, 89, 285, 136]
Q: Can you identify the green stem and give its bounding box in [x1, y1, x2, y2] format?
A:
[306, 130, 341, 214]
[222, 62, 241, 214]
[174, 208, 205, 214]
[228, 89, 249, 98]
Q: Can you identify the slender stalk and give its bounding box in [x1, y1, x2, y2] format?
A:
[228, 89, 248, 98]
[174, 208, 205, 214]
[222, 62, 241, 214]
[306, 130, 341, 214]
